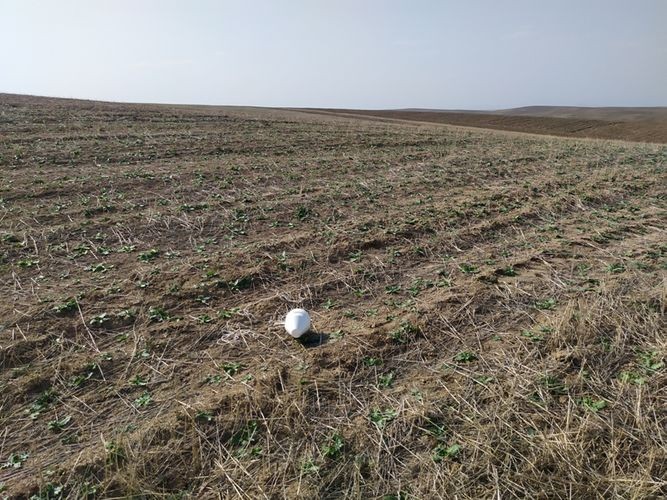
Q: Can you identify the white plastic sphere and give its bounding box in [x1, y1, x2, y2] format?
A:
[284, 308, 311, 338]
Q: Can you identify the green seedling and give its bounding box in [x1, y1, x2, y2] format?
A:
[129, 375, 149, 386]
[148, 306, 170, 322]
[18, 258, 39, 268]
[134, 391, 152, 408]
[432, 443, 461, 462]
[196, 411, 214, 423]
[363, 357, 382, 367]
[637, 350, 664, 372]
[378, 372, 395, 388]
[580, 397, 607, 413]
[104, 440, 125, 465]
[204, 374, 223, 385]
[2, 452, 29, 469]
[53, 298, 77, 314]
[231, 420, 261, 457]
[496, 266, 517, 277]
[85, 263, 112, 273]
[347, 250, 363, 262]
[369, 408, 397, 428]
[607, 262, 625, 274]
[453, 351, 477, 363]
[138, 248, 160, 261]
[218, 307, 240, 319]
[89, 312, 111, 326]
[47, 415, 72, 432]
[322, 433, 345, 459]
[459, 263, 479, 274]
[541, 375, 567, 395]
[28, 389, 57, 419]
[222, 362, 243, 376]
[301, 458, 320, 475]
[535, 298, 557, 310]
[389, 320, 420, 344]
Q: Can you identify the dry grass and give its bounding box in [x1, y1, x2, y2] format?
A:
[0, 95, 665, 499]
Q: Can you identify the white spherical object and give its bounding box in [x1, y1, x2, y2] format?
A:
[284, 308, 311, 338]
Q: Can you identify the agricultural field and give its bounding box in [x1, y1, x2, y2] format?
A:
[311, 107, 667, 144]
[0, 94, 665, 499]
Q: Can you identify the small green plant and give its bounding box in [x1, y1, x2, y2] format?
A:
[222, 362, 243, 376]
[116, 308, 135, 321]
[134, 391, 152, 408]
[347, 250, 363, 262]
[541, 375, 567, 395]
[580, 397, 607, 413]
[47, 415, 72, 433]
[85, 263, 112, 273]
[389, 321, 420, 344]
[205, 373, 223, 385]
[606, 262, 625, 274]
[129, 375, 149, 386]
[637, 350, 664, 372]
[195, 411, 214, 423]
[28, 389, 57, 419]
[330, 329, 345, 340]
[369, 408, 397, 428]
[521, 329, 543, 342]
[535, 298, 557, 310]
[53, 298, 77, 314]
[618, 371, 646, 385]
[2, 451, 29, 469]
[31, 483, 65, 499]
[104, 440, 125, 465]
[295, 206, 313, 221]
[218, 307, 240, 319]
[195, 295, 212, 304]
[453, 351, 477, 363]
[17, 257, 39, 268]
[231, 420, 261, 457]
[2, 233, 20, 243]
[363, 357, 382, 367]
[459, 263, 479, 274]
[138, 248, 160, 262]
[378, 372, 395, 388]
[322, 433, 345, 459]
[496, 266, 517, 277]
[149, 306, 170, 322]
[432, 443, 461, 462]
[301, 458, 320, 475]
[69, 363, 99, 388]
[322, 298, 336, 309]
[226, 276, 252, 292]
[198, 314, 213, 324]
[89, 312, 111, 326]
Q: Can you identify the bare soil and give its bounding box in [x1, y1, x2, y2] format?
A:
[0, 94, 665, 499]
[309, 108, 667, 144]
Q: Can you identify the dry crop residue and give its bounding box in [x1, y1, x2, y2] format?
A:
[0, 95, 665, 498]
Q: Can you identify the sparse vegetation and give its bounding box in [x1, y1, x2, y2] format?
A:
[0, 96, 665, 498]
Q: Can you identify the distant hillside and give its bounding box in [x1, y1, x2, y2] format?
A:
[3, 94, 666, 143]
[493, 106, 667, 122]
[309, 108, 667, 144]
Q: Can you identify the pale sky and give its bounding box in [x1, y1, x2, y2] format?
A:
[2, 0, 666, 109]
